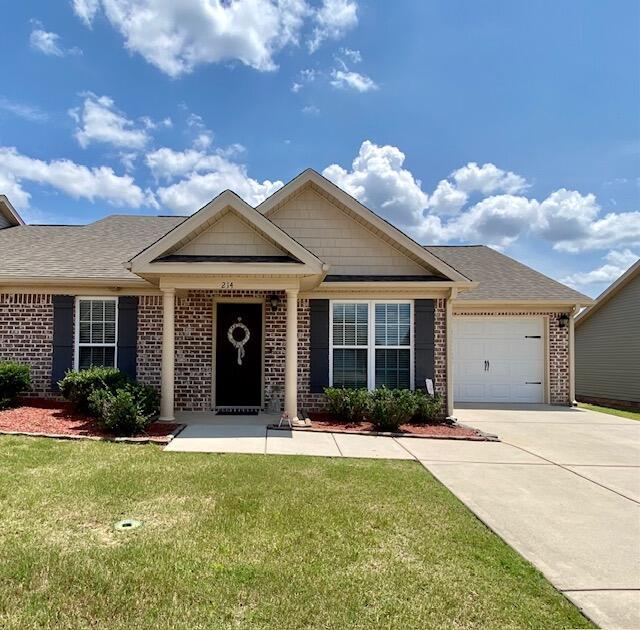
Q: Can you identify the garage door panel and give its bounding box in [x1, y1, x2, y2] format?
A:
[453, 317, 545, 404]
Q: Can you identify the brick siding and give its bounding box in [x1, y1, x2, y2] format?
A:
[0, 294, 54, 397]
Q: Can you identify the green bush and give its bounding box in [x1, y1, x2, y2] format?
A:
[88, 382, 159, 436]
[58, 366, 130, 414]
[368, 387, 417, 432]
[413, 391, 443, 424]
[0, 361, 31, 409]
[324, 387, 370, 423]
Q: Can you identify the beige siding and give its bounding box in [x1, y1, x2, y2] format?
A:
[269, 188, 428, 275]
[177, 211, 286, 257]
[576, 274, 640, 403]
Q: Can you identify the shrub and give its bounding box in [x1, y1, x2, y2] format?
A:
[368, 387, 417, 432]
[58, 367, 130, 414]
[0, 361, 31, 409]
[413, 391, 444, 424]
[88, 382, 159, 436]
[324, 387, 370, 423]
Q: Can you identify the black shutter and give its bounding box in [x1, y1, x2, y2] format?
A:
[117, 296, 138, 380]
[310, 299, 330, 393]
[414, 299, 435, 391]
[51, 295, 74, 390]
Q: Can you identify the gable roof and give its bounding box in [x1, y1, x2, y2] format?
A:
[258, 169, 471, 283]
[575, 259, 640, 326]
[425, 245, 593, 305]
[129, 189, 326, 275]
[0, 195, 24, 227]
[0, 216, 184, 284]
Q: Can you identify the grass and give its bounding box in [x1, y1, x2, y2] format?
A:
[578, 402, 640, 421]
[0, 437, 593, 630]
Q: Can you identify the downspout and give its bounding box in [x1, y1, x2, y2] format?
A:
[446, 288, 457, 419]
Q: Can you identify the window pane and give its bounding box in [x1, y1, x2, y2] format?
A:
[91, 321, 105, 344]
[79, 321, 91, 344]
[79, 346, 115, 370]
[333, 349, 368, 389]
[332, 303, 368, 347]
[375, 349, 410, 389]
[375, 303, 411, 347]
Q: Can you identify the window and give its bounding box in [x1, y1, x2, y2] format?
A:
[330, 301, 413, 390]
[75, 298, 118, 370]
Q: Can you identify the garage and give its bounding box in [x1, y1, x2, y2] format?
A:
[453, 317, 545, 403]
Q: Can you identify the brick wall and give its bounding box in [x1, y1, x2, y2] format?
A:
[0, 294, 54, 397]
[455, 310, 571, 405]
[434, 298, 448, 415]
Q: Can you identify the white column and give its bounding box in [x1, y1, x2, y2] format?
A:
[284, 288, 298, 420]
[159, 288, 175, 421]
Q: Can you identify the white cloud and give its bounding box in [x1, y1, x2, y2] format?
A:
[29, 22, 82, 57]
[70, 94, 150, 149]
[146, 147, 225, 181]
[323, 141, 428, 226]
[551, 211, 640, 253]
[291, 68, 316, 92]
[451, 162, 528, 195]
[0, 171, 31, 210]
[309, 0, 358, 53]
[562, 249, 639, 287]
[0, 146, 151, 208]
[339, 47, 361, 63]
[0, 97, 48, 122]
[427, 179, 467, 215]
[302, 104, 320, 115]
[330, 69, 378, 92]
[73, 0, 316, 77]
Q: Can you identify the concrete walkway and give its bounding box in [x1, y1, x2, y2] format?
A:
[431, 404, 640, 630]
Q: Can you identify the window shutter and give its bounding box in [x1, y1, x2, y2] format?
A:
[310, 299, 329, 393]
[117, 296, 138, 380]
[414, 299, 435, 391]
[51, 295, 74, 390]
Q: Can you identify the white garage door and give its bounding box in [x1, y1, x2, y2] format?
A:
[453, 317, 545, 403]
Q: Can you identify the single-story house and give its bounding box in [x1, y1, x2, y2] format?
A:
[0, 170, 592, 421]
[575, 259, 640, 410]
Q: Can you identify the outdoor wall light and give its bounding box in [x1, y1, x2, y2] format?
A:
[269, 294, 281, 312]
[557, 313, 570, 329]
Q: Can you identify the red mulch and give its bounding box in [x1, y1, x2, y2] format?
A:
[307, 412, 490, 440]
[0, 400, 180, 443]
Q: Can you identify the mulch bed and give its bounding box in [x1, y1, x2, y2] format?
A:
[0, 399, 183, 444]
[270, 412, 498, 441]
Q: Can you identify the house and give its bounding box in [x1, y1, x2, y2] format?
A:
[575, 260, 640, 410]
[0, 170, 592, 421]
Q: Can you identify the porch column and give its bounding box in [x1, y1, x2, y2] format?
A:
[569, 304, 578, 406]
[284, 288, 298, 420]
[159, 288, 175, 421]
[445, 289, 456, 418]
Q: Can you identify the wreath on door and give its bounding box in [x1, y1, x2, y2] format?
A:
[227, 318, 251, 365]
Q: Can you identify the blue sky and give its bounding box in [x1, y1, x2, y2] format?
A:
[1, 0, 638, 297]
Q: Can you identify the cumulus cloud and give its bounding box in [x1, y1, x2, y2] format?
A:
[70, 94, 151, 149]
[330, 69, 378, 92]
[29, 22, 82, 57]
[0, 146, 152, 208]
[562, 249, 639, 287]
[72, 0, 354, 77]
[309, 0, 358, 52]
[323, 141, 639, 255]
[322, 141, 428, 226]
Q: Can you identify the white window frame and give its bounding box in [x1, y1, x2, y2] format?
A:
[329, 299, 414, 390]
[74, 296, 119, 371]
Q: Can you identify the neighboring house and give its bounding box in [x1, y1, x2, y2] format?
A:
[0, 170, 591, 420]
[575, 260, 640, 410]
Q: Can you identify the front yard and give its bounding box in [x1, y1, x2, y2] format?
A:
[0, 436, 592, 629]
[578, 402, 640, 421]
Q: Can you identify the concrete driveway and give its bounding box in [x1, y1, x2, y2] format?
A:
[426, 404, 640, 630]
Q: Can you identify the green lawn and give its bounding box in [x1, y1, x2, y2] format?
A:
[579, 402, 640, 421]
[0, 437, 592, 630]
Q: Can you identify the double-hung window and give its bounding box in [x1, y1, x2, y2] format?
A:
[330, 301, 413, 390]
[75, 297, 118, 370]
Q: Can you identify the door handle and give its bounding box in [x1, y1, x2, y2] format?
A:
[484, 360, 489, 372]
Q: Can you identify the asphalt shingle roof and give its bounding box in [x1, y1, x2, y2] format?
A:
[0, 215, 185, 281]
[424, 245, 591, 303]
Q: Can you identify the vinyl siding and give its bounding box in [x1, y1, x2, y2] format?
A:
[575, 274, 640, 403]
[177, 210, 286, 257]
[269, 188, 428, 275]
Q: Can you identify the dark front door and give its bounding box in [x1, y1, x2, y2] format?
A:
[215, 303, 263, 408]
